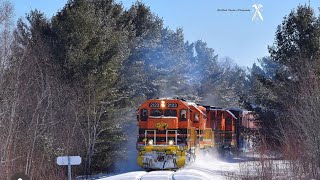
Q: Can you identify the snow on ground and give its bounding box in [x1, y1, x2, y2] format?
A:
[173, 152, 240, 180]
[98, 171, 148, 180]
[80, 149, 295, 180]
[140, 171, 174, 180]
[99, 152, 243, 180]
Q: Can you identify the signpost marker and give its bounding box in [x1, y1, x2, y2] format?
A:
[57, 156, 81, 180]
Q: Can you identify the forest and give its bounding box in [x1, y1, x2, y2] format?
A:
[0, 0, 320, 179]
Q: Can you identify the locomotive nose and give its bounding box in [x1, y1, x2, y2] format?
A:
[147, 117, 178, 130]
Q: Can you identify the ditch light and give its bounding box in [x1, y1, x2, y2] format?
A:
[148, 139, 154, 145]
[168, 139, 174, 145]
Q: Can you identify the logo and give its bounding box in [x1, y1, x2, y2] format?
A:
[155, 122, 168, 130]
[252, 4, 263, 21]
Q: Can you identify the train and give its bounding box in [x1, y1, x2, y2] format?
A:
[136, 98, 259, 170]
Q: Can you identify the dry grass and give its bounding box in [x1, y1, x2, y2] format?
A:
[226, 139, 320, 180]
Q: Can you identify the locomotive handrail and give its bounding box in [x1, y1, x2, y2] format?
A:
[145, 130, 156, 145]
[166, 130, 178, 145]
[149, 116, 178, 119]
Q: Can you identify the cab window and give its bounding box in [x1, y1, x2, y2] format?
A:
[141, 109, 148, 121]
[164, 109, 177, 117]
[180, 109, 187, 120]
[194, 113, 199, 122]
[226, 117, 232, 131]
[150, 109, 163, 116]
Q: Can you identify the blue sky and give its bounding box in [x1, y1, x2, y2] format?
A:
[11, 0, 318, 67]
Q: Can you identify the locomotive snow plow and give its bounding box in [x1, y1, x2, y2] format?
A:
[136, 140, 194, 169]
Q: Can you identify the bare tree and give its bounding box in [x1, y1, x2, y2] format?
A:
[267, 61, 320, 179]
[0, 0, 13, 73]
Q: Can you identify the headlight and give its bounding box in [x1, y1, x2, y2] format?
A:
[148, 139, 153, 145]
[168, 140, 174, 145]
[161, 100, 165, 108]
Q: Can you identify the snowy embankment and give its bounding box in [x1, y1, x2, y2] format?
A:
[98, 153, 243, 180]
[95, 151, 294, 180]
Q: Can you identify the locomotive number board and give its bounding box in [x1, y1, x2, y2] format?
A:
[149, 102, 160, 108]
[167, 103, 178, 108]
[149, 102, 178, 108]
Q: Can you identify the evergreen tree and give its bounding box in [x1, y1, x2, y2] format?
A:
[246, 5, 320, 158]
[50, 0, 132, 174]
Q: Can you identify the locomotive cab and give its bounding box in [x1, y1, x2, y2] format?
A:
[136, 98, 196, 169]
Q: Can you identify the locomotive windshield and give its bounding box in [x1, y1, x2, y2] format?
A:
[164, 109, 177, 117]
[150, 109, 178, 117]
[150, 109, 163, 116]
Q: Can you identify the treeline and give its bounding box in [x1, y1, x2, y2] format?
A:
[243, 5, 320, 179]
[5, 0, 320, 179]
[0, 0, 245, 178]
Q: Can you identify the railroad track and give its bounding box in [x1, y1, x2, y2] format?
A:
[138, 170, 174, 180]
[98, 157, 240, 180]
[101, 167, 227, 180]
